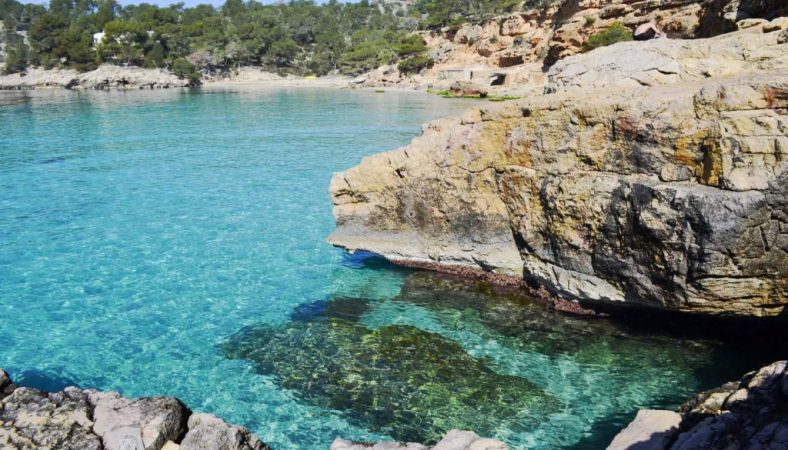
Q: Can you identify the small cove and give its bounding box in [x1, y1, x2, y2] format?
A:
[0, 87, 782, 449]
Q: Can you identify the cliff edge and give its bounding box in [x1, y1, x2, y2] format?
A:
[328, 23, 788, 317]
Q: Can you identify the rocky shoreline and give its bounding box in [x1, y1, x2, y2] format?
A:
[0, 368, 509, 450]
[4, 361, 786, 449]
[609, 360, 788, 449]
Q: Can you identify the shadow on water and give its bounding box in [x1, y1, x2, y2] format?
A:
[224, 268, 788, 449]
[6, 367, 106, 393]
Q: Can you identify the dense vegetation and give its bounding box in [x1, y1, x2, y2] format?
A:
[0, 0, 538, 78]
[583, 22, 632, 51]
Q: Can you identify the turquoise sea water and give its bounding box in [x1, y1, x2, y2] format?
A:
[0, 87, 781, 449]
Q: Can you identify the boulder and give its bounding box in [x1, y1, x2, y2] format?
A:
[0, 387, 103, 449]
[0, 368, 269, 450]
[606, 410, 682, 450]
[180, 413, 269, 450]
[607, 361, 788, 450]
[449, 81, 488, 97]
[88, 390, 188, 450]
[0, 368, 16, 399]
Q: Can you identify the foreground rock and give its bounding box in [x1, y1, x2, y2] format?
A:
[0, 368, 268, 450]
[331, 429, 507, 450]
[0, 64, 192, 90]
[328, 27, 787, 317]
[608, 360, 788, 449]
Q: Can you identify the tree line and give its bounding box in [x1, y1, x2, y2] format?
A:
[1, 0, 524, 80]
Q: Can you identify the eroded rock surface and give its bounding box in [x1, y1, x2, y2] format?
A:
[607, 360, 788, 449]
[329, 29, 787, 317]
[0, 369, 269, 450]
[0, 64, 192, 90]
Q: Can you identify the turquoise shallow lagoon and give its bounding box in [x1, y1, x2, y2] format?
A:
[0, 87, 781, 449]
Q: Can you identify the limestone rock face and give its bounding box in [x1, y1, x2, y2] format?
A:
[329, 30, 788, 317]
[607, 360, 788, 449]
[0, 369, 269, 450]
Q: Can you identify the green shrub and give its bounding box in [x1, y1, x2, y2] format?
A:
[584, 23, 632, 51]
[171, 58, 201, 85]
[584, 15, 596, 27]
[397, 54, 433, 73]
[394, 35, 427, 57]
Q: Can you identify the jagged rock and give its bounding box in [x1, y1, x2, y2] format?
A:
[606, 410, 682, 450]
[0, 368, 16, 399]
[0, 387, 102, 449]
[88, 390, 188, 450]
[330, 430, 507, 450]
[610, 361, 788, 450]
[179, 413, 269, 450]
[328, 29, 787, 317]
[0, 368, 269, 450]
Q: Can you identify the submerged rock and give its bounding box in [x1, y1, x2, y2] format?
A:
[0, 369, 269, 450]
[608, 360, 788, 449]
[224, 295, 559, 444]
[328, 27, 788, 318]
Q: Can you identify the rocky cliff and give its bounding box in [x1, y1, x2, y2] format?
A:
[608, 360, 788, 449]
[357, 0, 787, 91]
[329, 23, 788, 317]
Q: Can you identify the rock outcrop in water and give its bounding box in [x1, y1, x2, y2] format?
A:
[328, 23, 788, 317]
[0, 368, 268, 450]
[608, 360, 788, 449]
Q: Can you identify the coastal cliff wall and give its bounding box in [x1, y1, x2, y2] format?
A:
[329, 24, 788, 317]
[356, 0, 788, 90]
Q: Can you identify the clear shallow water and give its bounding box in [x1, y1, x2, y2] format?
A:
[0, 87, 781, 449]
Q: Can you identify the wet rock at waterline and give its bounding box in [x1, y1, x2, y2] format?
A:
[608, 360, 788, 449]
[224, 296, 559, 444]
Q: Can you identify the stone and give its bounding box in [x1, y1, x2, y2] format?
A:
[432, 430, 482, 450]
[606, 410, 682, 450]
[0, 368, 16, 399]
[0, 368, 270, 450]
[449, 81, 488, 97]
[614, 361, 788, 450]
[88, 390, 189, 450]
[329, 34, 788, 317]
[778, 28, 788, 44]
[659, 163, 693, 182]
[0, 387, 103, 450]
[179, 413, 268, 450]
